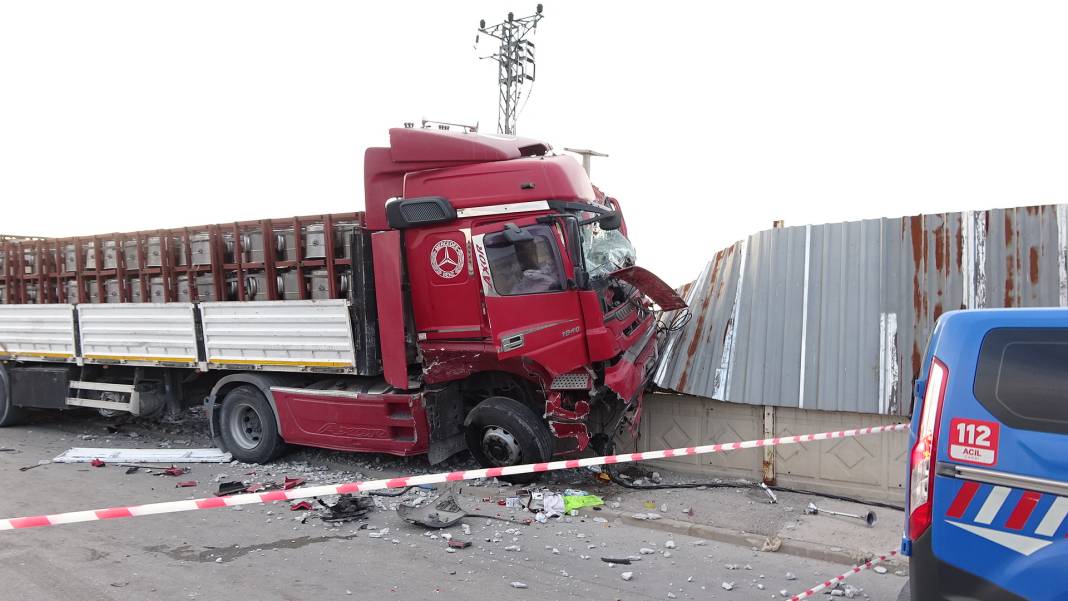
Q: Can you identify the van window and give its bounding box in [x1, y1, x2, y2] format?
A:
[974, 328, 1068, 435]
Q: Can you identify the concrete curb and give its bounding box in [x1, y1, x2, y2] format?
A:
[595, 508, 907, 569]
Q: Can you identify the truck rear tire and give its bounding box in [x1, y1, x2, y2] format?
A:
[219, 385, 287, 464]
[465, 396, 553, 484]
[0, 366, 27, 427]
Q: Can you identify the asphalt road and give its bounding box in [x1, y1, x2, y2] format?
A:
[0, 413, 909, 600]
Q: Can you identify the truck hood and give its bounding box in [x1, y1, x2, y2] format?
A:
[609, 266, 687, 311]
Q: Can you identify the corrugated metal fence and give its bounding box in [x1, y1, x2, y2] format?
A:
[654, 204, 1068, 415]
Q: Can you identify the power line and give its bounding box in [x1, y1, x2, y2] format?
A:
[476, 5, 544, 136]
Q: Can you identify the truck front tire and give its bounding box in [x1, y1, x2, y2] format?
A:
[0, 366, 26, 427]
[219, 385, 287, 464]
[465, 396, 553, 484]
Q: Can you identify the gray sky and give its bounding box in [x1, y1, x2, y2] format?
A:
[2, 1, 1067, 285]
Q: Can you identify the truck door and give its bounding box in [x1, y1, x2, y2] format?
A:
[406, 226, 485, 341]
[472, 219, 588, 376]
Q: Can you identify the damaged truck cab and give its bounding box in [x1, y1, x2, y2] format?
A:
[358, 127, 685, 470]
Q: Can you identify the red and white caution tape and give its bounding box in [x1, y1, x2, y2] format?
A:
[0, 422, 908, 531]
[789, 550, 899, 600]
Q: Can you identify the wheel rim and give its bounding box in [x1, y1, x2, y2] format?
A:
[97, 391, 124, 418]
[481, 426, 522, 466]
[228, 402, 264, 450]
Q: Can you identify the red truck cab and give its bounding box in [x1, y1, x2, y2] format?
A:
[339, 126, 684, 472]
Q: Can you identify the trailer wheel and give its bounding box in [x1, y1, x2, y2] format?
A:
[465, 396, 553, 484]
[0, 366, 26, 427]
[219, 385, 287, 464]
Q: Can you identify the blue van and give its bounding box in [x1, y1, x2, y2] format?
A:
[903, 309, 1068, 600]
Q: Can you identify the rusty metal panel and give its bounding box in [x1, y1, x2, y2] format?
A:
[653, 242, 743, 399]
[655, 203, 1068, 415]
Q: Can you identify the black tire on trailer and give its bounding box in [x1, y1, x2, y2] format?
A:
[464, 396, 554, 484]
[0, 365, 27, 427]
[219, 385, 287, 464]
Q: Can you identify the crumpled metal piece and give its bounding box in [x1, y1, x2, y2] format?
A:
[397, 493, 467, 529]
[318, 494, 375, 522]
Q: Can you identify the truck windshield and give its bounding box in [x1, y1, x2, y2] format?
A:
[580, 222, 636, 279]
[484, 224, 566, 295]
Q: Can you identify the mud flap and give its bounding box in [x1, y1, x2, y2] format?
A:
[425, 388, 467, 465]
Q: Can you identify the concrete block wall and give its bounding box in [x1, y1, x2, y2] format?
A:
[635, 393, 909, 504]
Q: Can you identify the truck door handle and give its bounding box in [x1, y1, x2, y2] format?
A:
[500, 334, 524, 352]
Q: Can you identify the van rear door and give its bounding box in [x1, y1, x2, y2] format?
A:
[929, 324, 1068, 600]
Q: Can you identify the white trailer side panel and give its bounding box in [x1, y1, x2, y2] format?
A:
[0, 304, 77, 362]
[77, 303, 198, 366]
[199, 299, 357, 372]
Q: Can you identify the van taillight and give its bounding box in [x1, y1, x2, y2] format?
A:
[908, 358, 948, 541]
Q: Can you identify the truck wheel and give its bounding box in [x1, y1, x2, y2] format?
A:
[219, 385, 287, 464]
[465, 396, 553, 484]
[0, 367, 26, 427]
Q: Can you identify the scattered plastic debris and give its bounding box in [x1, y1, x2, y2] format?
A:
[319, 495, 375, 522]
[216, 481, 246, 496]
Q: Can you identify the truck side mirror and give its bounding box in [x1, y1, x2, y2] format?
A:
[578, 211, 622, 231]
[598, 212, 622, 231]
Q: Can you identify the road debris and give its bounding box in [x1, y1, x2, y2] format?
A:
[90, 458, 105, 468]
[289, 501, 313, 511]
[216, 481, 246, 496]
[52, 447, 231, 464]
[509, 582, 528, 589]
[631, 513, 662, 520]
[162, 466, 188, 477]
[621, 571, 634, 581]
[175, 481, 196, 488]
[761, 536, 783, 552]
[319, 495, 375, 522]
[721, 581, 735, 590]
[760, 482, 778, 503]
[804, 502, 877, 527]
[397, 492, 468, 528]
